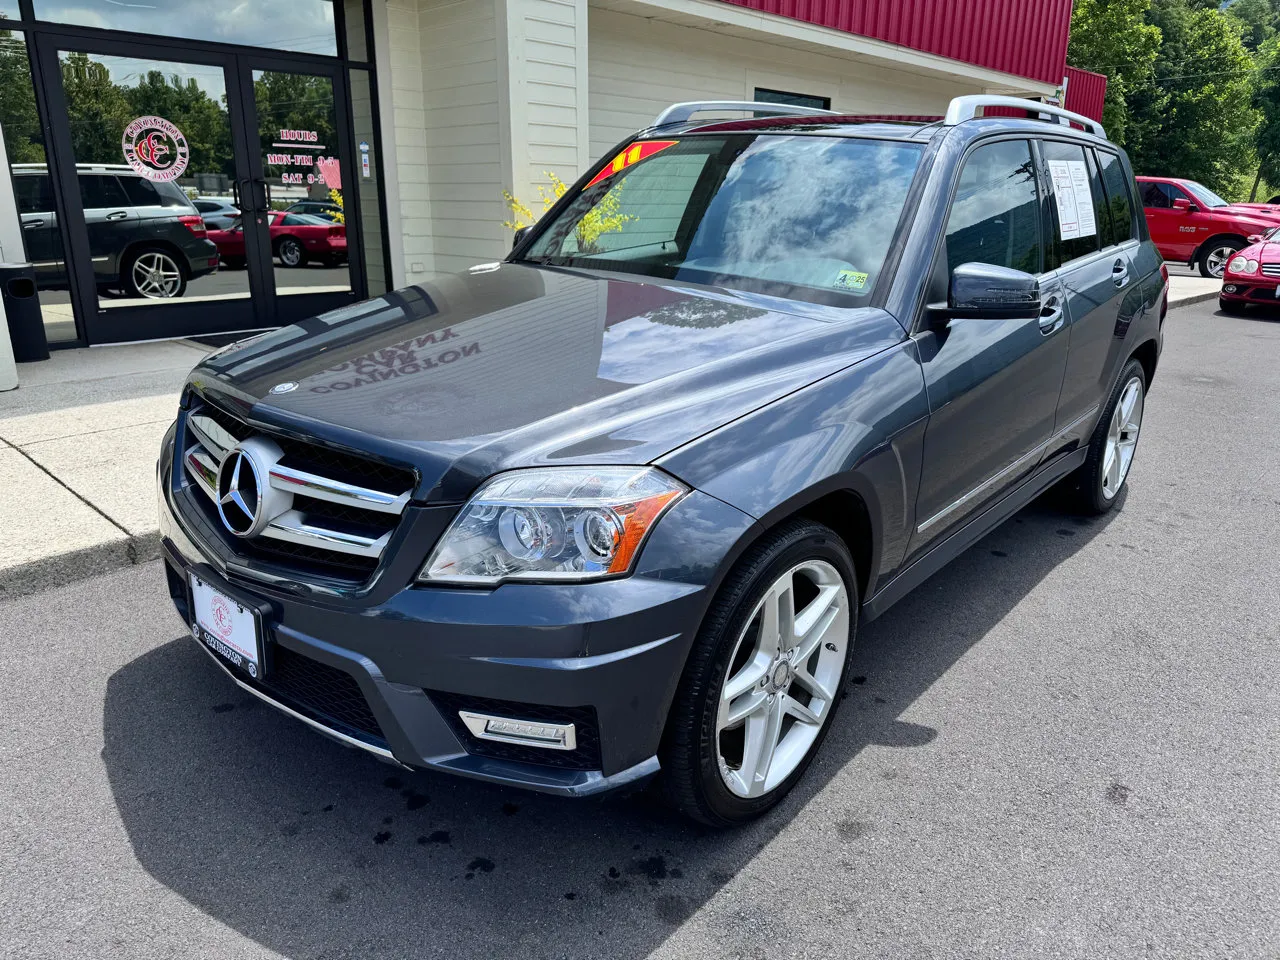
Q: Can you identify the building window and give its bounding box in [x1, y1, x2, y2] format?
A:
[753, 87, 831, 111]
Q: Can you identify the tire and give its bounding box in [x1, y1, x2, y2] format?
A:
[277, 237, 306, 268]
[1198, 237, 1246, 278]
[660, 519, 858, 827]
[122, 247, 187, 299]
[1218, 297, 1246, 315]
[1070, 358, 1146, 515]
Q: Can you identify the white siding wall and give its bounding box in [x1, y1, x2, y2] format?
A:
[587, 6, 984, 162]
[385, 0, 434, 277]
[502, 0, 590, 206]
[420, 0, 505, 274]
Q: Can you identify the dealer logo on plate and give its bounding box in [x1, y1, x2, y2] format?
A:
[122, 116, 190, 183]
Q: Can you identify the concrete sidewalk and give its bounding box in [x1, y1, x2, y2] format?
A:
[0, 274, 1225, 600]
[0, 339, 208, 599]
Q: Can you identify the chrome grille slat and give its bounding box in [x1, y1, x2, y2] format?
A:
[186, 413, 236, 463]
[1261, 264, 1280, 277]
[268, 463, 410, 514]
[262, 510, 392, 558]
[180, 401, 413, 571]
[185, 446, 219, 500]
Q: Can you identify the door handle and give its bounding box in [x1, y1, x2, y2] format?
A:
[236, 178, 269, 215]
[1039, 296, 1064, 334]
[23, 219, 44, 229]
[1112, 258, 1129, 288]
[105, 210, 129, 221]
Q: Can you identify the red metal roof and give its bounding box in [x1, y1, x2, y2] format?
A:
[716, 0, 1073, 85]
[1064, 66, 1107, 124]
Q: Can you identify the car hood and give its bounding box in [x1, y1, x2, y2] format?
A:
[1211, 204, 1280, 225]
[1227, 202, 1280, 218]
[189, 263, 906, 502]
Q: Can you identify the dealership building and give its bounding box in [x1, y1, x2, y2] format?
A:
[0, 0, 1103, 368]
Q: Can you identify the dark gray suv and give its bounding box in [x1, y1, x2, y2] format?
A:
[156, 96, 1166, 825]
[14, 163, 219, 299]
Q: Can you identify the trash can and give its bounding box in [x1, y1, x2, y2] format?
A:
[0, 263, 48, 363]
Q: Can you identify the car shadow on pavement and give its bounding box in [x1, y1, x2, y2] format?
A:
[101, 490, 1121, 960]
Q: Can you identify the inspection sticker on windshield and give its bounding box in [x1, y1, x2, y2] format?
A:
[586, 140, 679, 188]
[834, 269, 869, 292]
[1047, 159, 1097, 240]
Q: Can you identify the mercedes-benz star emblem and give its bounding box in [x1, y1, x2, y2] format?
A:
[216, 448, 261, 537]
[270, 381, 298, 395]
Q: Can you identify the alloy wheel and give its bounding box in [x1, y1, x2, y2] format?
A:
[1102, 376, 1144, 500]
[716, 559, 849, 799]
[131, 252, 182, 298]
[280, 240, 302, 266]
[1205, 245, 1236, 279]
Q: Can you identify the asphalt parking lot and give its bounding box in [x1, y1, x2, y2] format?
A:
[1, 297, 1277, 960]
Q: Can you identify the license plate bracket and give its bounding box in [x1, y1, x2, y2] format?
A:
[188, 570, 269, 680]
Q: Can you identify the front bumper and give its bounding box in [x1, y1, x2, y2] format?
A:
[1220, 277, 1280, 302]
[156, 428, 756, 796]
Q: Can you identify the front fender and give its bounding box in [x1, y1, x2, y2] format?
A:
[658, 341, 929, 598]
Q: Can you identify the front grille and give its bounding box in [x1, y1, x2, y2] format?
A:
[179, 396, 416, 582]
[427, 690, 602, 771]
[258, 645, 386, 744]
[1262, 264, 1280, 277]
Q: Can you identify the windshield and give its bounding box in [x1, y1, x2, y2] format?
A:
[520, 134, 924, 306]
[1185, 181, 1229, 207]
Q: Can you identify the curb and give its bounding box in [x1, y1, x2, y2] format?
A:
[0, 531, 162, 602]
[1168, 289, 1220, 309]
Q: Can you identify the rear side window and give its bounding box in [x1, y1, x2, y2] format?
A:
[193, 200, 219, 212]
[1042, 140, 1100, 267]
[1098, 153, 1137, 245]
[945, 139, 1041, 275]
[79, 174, 130, 209]
[13, 174, 52, 214]
[119, 176, 194, 209]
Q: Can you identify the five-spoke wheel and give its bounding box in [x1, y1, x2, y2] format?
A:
[126, 249, 186, 299]
[716, 559, 849, 799]
[661, 520, 857, 826]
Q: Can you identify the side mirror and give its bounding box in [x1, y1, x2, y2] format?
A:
[512, 225, 530, 250]
[940, 262, 1041, 322]
[1249, 234, 1263, 243]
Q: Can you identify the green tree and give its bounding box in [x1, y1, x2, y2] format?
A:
[1126, 0, 1260, 197]
[1067, 0, 1162, 145]
[1249, 33, 1280, 198]
[1221, 0, 1279, 51]
[60, 52, 133, 165]
[0, 29, 46, 164]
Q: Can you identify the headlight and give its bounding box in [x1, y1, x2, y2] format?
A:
[1229, 255, 1250, 274]
[1247, 259, 1260, 273]
[419, 466, 689, 585]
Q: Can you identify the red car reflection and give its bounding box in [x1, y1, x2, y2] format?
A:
[208, 211, 347, 269]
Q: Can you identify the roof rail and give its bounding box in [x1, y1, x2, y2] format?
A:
[651, 100, 838, 128]
[943, 95, 1106, 139]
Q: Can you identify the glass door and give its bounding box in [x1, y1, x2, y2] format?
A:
[35, 36, 363, 344]
[239, 59, 363, 328]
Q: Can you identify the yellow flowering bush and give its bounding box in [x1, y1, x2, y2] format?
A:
[503, 171, 634, 253]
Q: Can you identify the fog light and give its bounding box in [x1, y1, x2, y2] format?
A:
[1223, 285, 1238, 294]
[458, 711, 577, 750]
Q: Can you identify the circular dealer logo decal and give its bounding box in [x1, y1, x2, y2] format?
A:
[121, 116, 190, 182]
[209, 594, 236, 640]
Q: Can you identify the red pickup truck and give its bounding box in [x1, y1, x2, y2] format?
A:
[1135, 176, 1280, 278]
